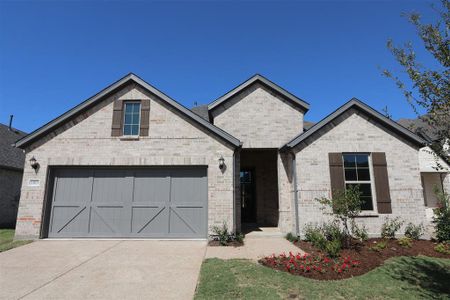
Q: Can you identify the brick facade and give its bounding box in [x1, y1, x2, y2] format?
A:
[292, 109, 428, 236]
[15, 84, 235, 239]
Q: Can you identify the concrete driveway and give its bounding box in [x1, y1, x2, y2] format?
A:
[0, 240, 207, 300]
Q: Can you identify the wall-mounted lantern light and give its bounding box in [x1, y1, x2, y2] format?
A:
[218, 156, 225, 170]
[29, 156, 39, 170]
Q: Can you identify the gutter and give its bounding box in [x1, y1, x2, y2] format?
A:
[291, 151, 300, 237]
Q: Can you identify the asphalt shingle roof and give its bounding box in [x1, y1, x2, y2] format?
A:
[0, 123, 27, 170]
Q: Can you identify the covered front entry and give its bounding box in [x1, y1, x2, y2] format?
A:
[46, 167, 207, 238]
[240, 149, 279, 227]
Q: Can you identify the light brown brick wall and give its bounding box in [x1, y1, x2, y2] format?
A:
[211, 83, 304, 149]
[15, 84, 235, 239]
[293, 109, 427, 237]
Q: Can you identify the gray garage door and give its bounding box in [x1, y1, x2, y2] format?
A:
[47, 167, 207, 238]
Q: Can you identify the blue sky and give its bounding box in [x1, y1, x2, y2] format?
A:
[0, 0, 441, 133]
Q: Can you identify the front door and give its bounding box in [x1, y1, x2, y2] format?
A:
[240, 169, 256, 223]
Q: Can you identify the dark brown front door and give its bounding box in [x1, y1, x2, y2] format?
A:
[240, 169, 256, 223]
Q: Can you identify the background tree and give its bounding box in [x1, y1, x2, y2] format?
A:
[383, 0, 449, 160]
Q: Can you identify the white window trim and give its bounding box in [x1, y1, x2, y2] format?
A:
[122, 101, 141, 137]
[342, 153, 378, 213]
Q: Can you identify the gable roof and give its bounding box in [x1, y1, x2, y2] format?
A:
[282, 98, 427, 151]
[0, 123, 27, 170]
[191, 104, 210, 121]
[15, 73, 242, 149]
[207, 74, 310, 112]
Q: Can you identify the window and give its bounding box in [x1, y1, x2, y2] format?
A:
[343, 153, 374, 210]
[123, 102, 141, 136]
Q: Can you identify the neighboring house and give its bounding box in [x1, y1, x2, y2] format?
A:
[13, 73, 450, 239]
[0, 123, 27, 228]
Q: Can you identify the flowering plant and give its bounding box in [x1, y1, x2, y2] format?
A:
[261, 252, 360, 275]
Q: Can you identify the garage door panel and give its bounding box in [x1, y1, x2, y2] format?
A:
[92, 170, 133, 204]
[171, 171, 207, 205]
[132, 206, 168, 235]
[134, 170, 170, 203]
[169, 207, 205, 236]
[90, 206, 126, 236]
[50, 206, 89, 236]
[53, 169, 92, 204]
[48, 167, 207, 238]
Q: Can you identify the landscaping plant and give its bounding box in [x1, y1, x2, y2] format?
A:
[397, 237, 413, 248]
[381, 217, 404, 239]
[285, 232, 299, 243]
[261, 252, 360, 276]
[369, 240, 387, 252]
[434, 242, 450, 255]
[432, 188, 450, 242]
[404, 222, 424, 240]
[211, 222, 232, 245]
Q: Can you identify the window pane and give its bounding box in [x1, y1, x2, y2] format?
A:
[344, 169, 357, 181]
[132, 103, 140, 113]
[131, 125, 139, 135]
[358, 183, 372, 197]
[125, 103, 134, 113]
[343, 155, 356, 168]
[124, 114, 132, 124]
[356, 155, 369, 167]
[123, 125, 132, 135]
[357, 168, 370, 181]
[360, 196, 373, 210]
[240, 171, 251, 183]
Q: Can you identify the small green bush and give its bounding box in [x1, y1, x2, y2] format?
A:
[304, 224, 327, 249]
[434, 242, 450, 255]
[404, 222, 424, 240]
[324, 239, 342, 258]
[285, 232, 299, 243]
[322, 222, 345, 243]
[397, 237, 412, 248]
[211, 222, 231, 246]
[381, 217, 404, 239]
[234, 232, 245, 243]
[369, 240, 387, 252]
[351, 221, 369, 242]
[432, 189, 450, 242]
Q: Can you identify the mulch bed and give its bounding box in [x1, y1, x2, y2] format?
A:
[259, 238, 450, 280]
[208, 240, 244, 247]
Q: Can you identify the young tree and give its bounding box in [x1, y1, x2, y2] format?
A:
[383, 0, 449, 160]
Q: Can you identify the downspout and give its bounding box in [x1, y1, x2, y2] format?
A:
[291, 151, 300, 238]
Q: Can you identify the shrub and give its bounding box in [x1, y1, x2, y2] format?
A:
[316, 185, 362, 247]
[381, 217, 404, 239]
[322, 221, 346, 243]
[369, 240, 387, 252]
[285, 232, 299, 243]
[434, 242, 450, 255]
[404, 222, 424, 240]
[324, 239, 342, 258]
[432, 188, 450, 242]
[351, 221, 369, 242]
[211, 222, 231, 245]
[234, 232, 245, 243]
[397, 237, 412, 248]
[304, 224, 327, 249]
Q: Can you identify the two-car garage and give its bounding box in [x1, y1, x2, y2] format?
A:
[45, 167, 208, 239]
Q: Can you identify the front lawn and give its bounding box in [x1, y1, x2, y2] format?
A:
[195, 256, 450, 299]
[0, 229, 32, 252]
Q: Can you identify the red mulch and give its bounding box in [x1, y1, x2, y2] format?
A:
[259, 238, 450, 280]
[208, 240, 244, 247]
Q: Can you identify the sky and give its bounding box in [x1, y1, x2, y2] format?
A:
[0, 0, 443, 133]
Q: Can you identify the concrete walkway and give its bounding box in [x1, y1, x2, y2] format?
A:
[205, 235, 304, 261]
[0, 240, 206, 300]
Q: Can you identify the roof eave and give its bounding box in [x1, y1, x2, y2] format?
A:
[16, 73, 242, 149]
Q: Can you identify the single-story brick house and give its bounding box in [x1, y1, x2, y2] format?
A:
[0, 122, 26, 228]
[14, 73, 450, 239]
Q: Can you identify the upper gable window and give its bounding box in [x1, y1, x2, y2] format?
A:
[123, 102, 141, 136]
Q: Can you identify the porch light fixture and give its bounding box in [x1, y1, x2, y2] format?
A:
[29, 156, 39, 170]
[218, 156, 225, 170]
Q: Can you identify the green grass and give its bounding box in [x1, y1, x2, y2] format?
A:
[0, 229, 32, 252]
[195, 256, 450, 299]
